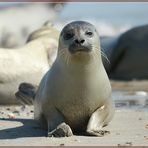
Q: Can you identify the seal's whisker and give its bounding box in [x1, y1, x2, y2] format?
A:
[58, 52, 65, 59]
[67, 55, 69, 66]
[100, 47, 110, 64]
[66, 54, 70, 67]
[93, 46, 110, 64]
[59, 51, 65, 56]
[58, 49, 66, 58]
[101, 51, 110, 64]
[58, 48, 71, 67]
[59, 48, 68, 52]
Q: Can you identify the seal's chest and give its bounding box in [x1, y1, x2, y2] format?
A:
[55, 78, 101, 115]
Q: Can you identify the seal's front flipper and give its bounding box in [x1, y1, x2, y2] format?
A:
[86, 100, 114, 137]
[86, 129, 110, 137]
[15, 82, 38, 105]
[48, 122, 73, 137]
[46, 108, 73, 137]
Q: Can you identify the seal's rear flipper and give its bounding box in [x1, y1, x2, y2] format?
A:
[15, 83, 38, 105]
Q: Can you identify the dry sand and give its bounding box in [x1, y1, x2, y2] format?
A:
[0, 80, 148, 146]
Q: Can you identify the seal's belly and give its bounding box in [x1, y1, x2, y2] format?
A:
[56, 95, 100, 132]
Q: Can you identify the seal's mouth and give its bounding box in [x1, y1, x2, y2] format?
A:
[69, 45, 92, 54]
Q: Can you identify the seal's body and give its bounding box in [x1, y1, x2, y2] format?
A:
[109, 25, 148, 80]
[17, 21, 114, 137]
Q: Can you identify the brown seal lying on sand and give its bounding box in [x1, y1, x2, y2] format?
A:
[16, 21, 114, 137]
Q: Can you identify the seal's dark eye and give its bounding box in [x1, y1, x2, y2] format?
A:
[85, 31, 93, 37]
[64, 33, 74, 40]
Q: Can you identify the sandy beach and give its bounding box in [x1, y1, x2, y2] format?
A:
[0, 107, 147, 146]
[0, 81, 148, 146]
[0, 2, 148, 147]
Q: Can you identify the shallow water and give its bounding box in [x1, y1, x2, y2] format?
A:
[113, 90, 148, 111]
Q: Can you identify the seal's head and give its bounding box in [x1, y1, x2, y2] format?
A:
[58, 21, 100, 62]
[27, 21, 59, 42]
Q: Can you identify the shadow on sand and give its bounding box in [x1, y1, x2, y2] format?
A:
[0, 118, 46, 139]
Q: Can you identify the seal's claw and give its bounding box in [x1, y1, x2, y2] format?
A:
[48, 123, 73, 137]
[86, 130, 110, 137]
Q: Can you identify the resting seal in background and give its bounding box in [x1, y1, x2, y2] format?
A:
[16, 21, 114, 137]
[108, 25, 148, 80]
[0, 22, 59, 104]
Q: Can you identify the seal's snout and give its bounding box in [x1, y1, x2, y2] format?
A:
[74, 38, 85, 45]
[69, 38, 91, 54]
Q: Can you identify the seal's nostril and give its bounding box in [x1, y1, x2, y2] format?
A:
[75, 39, 85, 44]
[80, 39, 85, 44]
[75, 39, 79, 44]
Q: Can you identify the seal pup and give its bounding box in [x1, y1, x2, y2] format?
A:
[0, 22, 59, 104]
[16, 21, 114, 137]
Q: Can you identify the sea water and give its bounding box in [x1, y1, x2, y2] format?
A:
[55, 2, 148, 36]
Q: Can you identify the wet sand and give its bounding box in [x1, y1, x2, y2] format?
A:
[0, 80, 148, 146]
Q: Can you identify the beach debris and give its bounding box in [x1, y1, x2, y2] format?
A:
[0, 111, 4, 115]
[21, 105, 26, 111]
[6, 107, 10, 111]
[0, 105, 35, 119]
[118, 141, 132, 147]
[145, 124, 148, 129]
[12, 110, 20, 116]
[30, 110, 34, 113]
[13, 110, 20, 114]
[144, 136, 148, 140]
[8, 113, 16, 119]
[59, 143, 65, 146]
[125, 142, 132, 146]
[135, 91, 147, 96]
[98, 130, 110, 136]
[74, 138, 80, 142]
